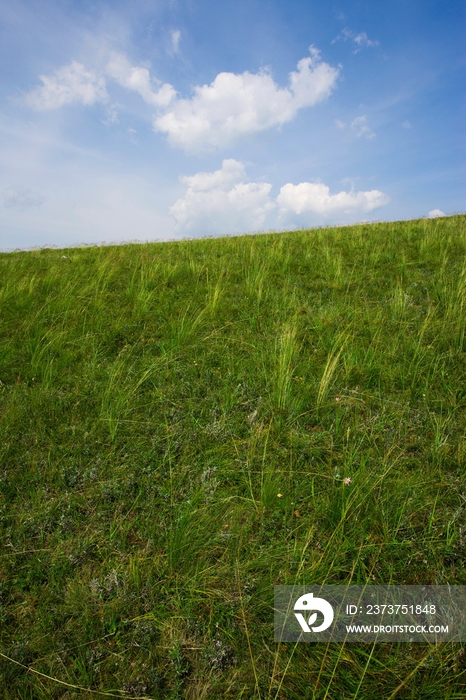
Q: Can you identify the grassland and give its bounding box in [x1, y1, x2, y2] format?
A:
[0, 215, 465, 699]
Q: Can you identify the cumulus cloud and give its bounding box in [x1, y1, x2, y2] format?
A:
[23, 61, 108, 110]
[170, 161, 390, 235]
[154, 46, 339, 153]
[170, 159, 275, 235]
[22, 53, 176, 112]
[3, 186, 45, 211]
[277, 181, 389, 220]
[21, 47, 338, 153]
[428, 209, 446, 218]
[105, 52, 176, 107]
[332, 28, 379, 53]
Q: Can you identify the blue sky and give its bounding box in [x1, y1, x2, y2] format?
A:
[0, 0, 464, 250]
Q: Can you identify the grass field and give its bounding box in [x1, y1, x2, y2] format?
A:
[1, 215, 466, 699]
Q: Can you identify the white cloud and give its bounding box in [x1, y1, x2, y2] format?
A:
[171, 30, 181, 54]
[128, 127, 138, 144]
[277, 181, 389, 219]
[428, 209, 446, 218]
[22, 53, 176, 112]
[23, 61, 108, 110]
[332, 28, 379, 53]
[402, 120, 412, 129]
[154, 46, 339, 153]
[335, 115, 375, 139]
[170, 161, 390, 235]
[102, 103, 120, 126]
[20, 48, 338, 153]
[105, 52, 176, 107]
[353, 32, 379, 50]
[3, 186, 45, 211]
[350, 115, 375, 139]
[170, 159, 275, 235]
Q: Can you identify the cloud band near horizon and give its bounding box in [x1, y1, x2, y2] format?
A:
[170, 159, 390, 235]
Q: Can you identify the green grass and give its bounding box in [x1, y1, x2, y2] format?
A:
[1, 215, 466, 699]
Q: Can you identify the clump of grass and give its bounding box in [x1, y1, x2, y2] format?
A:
[274, 319, 299, 412]
[0, 215, 466, 698]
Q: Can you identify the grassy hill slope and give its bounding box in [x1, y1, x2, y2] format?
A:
[1, 215, 466, 698]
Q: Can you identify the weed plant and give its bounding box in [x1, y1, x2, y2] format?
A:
[0, 215, 466, 698]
